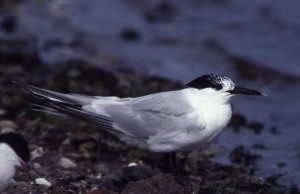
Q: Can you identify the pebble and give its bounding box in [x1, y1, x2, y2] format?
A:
[0, 109, 6, 115]
[33, 162, 42, 169]
[1, 127, 16, 133]
[0, 120, 17, 133]
[94, 164, 109, 175]
[57, 157, 77, 169]
[0, 120, 17, 129]
[31, 147, 44, 159]
[128, 162, 138, 167]
[35, 178, 52, 187]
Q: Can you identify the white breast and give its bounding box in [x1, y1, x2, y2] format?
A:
[171, 88, 232, 151]
[0, 143, 19, 192]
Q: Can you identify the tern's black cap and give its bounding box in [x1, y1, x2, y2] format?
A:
[185, 73, 232, 90]
[0, 133, 30, 162]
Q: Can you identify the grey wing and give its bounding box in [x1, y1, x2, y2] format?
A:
[92, 90, 206, 139]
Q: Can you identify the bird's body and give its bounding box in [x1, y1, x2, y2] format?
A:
[15, 73, 265, 179]
[88, 88, 232, 152]
[0, 133, 30, 192]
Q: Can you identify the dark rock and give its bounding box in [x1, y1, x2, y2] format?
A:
[50, 187, 69, 194]
[229, 145, 262, 167]
[266, 173, 286, 186]
[1, 16, 17, 33]
[229, 55, 300, 83]
[246, 122, 264, 134]
[120, 28, 141, 42]
[100, 165, 159, 192]
[145, 2, 176, 23]
[270, 126, 279, 134]
[122, 173, 197, 194]
[228, 113, 247, 132]
[123, 165, 159, 182]
[285, 184, 299, 194]
[88, 187, 118, 194]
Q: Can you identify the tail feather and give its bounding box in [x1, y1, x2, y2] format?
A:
[12, 81, 96, 105]
[13, 81, 114, 131]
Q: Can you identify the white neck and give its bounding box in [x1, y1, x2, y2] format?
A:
[183, 87, 233, 137]
[184, 87, 233, 105]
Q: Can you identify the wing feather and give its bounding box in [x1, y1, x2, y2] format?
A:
[93, 91, 206, 139]
[14, 82, 114, 131]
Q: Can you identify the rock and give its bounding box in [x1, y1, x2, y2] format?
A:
[1, 15, 17, 34]
[100, 165, 159, 192]
[88, 187, 118, 194]
[30, 147, 44, 160]
[228, 113, 247, 132]
[0, 120, 17, 129]
[246, 122, 264, 134]
[49, 187, 69, 194]
[57, 157, 77, 169]
[79, 141, 97, 153]
[122, 173, 197, 194]
[229, 145, 262, 166]
[94, 164, 110, 175]
[120, 28, 141, 42]
[127, 162, 138, 167]
[33, 162, 42, 169]
[1, 127, 16, 133]
[0, 109, 6, 116]
[35, 178, 52, 187]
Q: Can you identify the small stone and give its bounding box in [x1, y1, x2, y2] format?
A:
[49, 187, 69, 194]
[57, 157, 77, 169]
[277, 162, 286, 168]
[31, 147, 44, 159]
[246, 122, 264, 134]
[1, 127, 16, 133]
[128, 162, 138, 167]
[33, 162, 42, 169]
[0, 120, 17, 129]
[94, 164, 109, 175]
[35, 178, 52, 187]
[0, 109, 6, 115]
[120, 28, 141, 42]
[1, 16, 17, 33]
[79, 141, 97, 152]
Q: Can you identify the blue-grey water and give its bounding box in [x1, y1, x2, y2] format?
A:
[2, 0, 299, 187]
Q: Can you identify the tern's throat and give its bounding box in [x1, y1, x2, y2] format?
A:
[185, 88, 232, 106]
[184, 88, 233, 127]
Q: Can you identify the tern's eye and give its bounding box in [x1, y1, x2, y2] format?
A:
[211, 83, 223, 90]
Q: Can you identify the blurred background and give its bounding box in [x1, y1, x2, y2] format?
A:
[0, 0, 299, 190]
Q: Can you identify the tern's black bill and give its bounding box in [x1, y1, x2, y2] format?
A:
[229, 86, 267, 96]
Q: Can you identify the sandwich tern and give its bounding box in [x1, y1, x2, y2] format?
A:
[0, 133, 30, 192]
[14, 73, 266, 178]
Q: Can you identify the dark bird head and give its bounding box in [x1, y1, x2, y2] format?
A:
[185, 73, 267, 96]
[0, 133, 30, 173]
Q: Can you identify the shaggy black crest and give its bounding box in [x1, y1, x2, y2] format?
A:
[0, 133, 30, 162]
[185, 73, 229, 90]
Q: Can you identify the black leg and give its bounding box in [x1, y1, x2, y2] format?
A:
[168, 152, 177, 173]
[161, 152, 176, 173]
[162, 152, 189, 185]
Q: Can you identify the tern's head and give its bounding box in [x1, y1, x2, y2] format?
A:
[185, 73, 266, 100]
[0, 133, 30, 173]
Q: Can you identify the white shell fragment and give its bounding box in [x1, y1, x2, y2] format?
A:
[35, 178, 52, 187]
